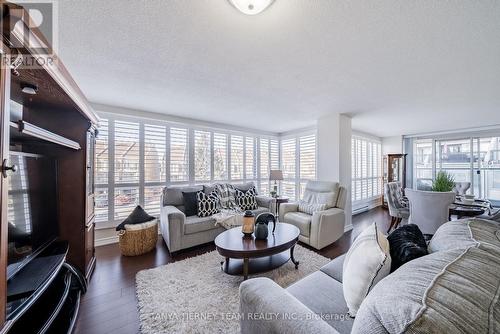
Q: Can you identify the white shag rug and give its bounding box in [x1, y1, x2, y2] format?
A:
[136, 245, 330, 334]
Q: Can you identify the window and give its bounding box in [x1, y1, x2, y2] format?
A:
[144, 124, 167, 183]
[95, 119, 108, 185]
[213, 133, 228, 180]
[351, 136, 382, 203]
[114, 121, 139, 184]
[170, 127, 189, 182]
[281, 138, 296, 199]
[144, 124, 167, 215]
[259, 138, 270, 194]
[231, 135, 244, 180]
[194, 130, 211, 181]
[411, 136, 500, 205]
[279, 133, 317, 201]
[299, 134, 316, 196]
[94, 114, 280, 226]
[245, 137, 255, 180]
[95, 119, 109, 223]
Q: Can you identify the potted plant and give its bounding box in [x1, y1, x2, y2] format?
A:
[432, 171, 455, 192]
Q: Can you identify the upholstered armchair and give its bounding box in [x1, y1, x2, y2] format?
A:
[279, 181, 346, 250]
[405, 189, 456, 235]
[452, 182, 471, 195]
[384, 182, 410, 233]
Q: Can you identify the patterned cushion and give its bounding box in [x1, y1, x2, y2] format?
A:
[215, 183, 236, 209]
[196, 190, 220, 217]
[298, 200, 327, 215]
[235, 187, 258, 211]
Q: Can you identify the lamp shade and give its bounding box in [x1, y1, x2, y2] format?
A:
[269, 170, 284, 181]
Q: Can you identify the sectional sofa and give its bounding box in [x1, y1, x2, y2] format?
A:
[239, 218, 500, 333]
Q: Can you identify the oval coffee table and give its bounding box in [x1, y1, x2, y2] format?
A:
[215, 223, 300, 280]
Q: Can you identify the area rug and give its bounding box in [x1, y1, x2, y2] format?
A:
[136, 245, 330, 334]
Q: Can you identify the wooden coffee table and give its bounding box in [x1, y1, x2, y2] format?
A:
[215, 223, 300, 280]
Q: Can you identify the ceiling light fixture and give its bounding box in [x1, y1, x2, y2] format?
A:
[228, 0, 275, 15]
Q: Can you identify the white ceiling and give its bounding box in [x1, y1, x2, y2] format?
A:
[57, 0, 500, 137]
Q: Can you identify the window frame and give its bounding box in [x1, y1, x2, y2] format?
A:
[351, 135, 383, 206]
[280, 130, 318, 201]
[95, 112, 280, 229]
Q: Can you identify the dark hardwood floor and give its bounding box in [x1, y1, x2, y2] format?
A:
[74, 206, 390, 334]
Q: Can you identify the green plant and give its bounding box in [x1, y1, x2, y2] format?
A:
[432, 171, 455, 192]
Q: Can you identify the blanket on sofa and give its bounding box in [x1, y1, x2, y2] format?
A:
[212, 209, 244, 229]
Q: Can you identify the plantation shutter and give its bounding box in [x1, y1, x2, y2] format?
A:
[245, 137, 255, 180]
[231, 135, 244, 180]
[114, 120, 140, 184]
[144, 124, 167, 183]
[281, 138, 296, 199]
[170, 127, 189, 182]
[213, 133, 228, 180]
[299, 134, 316, 180]
[95, 118, 108, 185]
[194, 130, 211, 181]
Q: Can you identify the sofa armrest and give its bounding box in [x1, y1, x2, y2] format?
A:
[279, 203, 299, 222]
[160, 205, 186, 253]
[256, 195, 274, 211]
[310, 208, 345, 250]
[240, 278, 338, 334]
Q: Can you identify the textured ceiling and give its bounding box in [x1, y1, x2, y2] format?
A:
[57, 0, 500, 136]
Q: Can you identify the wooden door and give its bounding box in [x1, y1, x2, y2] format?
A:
[0, 45, 11, 327]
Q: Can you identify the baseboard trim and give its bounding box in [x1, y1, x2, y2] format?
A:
[95, 235, 119, 247]
[344, 224, 353, 232]
[95, 229, 163, 247]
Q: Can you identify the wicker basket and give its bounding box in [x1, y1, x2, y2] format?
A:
[118, 220, 158, 256]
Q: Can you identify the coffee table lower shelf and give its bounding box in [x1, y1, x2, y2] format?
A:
[220, 247, 299, 280]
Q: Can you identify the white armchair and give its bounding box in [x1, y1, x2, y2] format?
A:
[279, 181, 346, 250]
[405, 189, 456, 235]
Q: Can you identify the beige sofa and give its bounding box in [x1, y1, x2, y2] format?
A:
[160, 182, 273, 253]
[279, 181, 346, 250]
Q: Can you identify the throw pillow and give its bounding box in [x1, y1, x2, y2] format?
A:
[215, 183, 236, 209]
[197, 190, 220, 217]
[115, 205, 155, 231]
[342, 222, 391, 317]
[182, 191, 199, 217]
[235, 187, 258, 211]
[298, 200, 327, 214]
[387, 224, 428, 272]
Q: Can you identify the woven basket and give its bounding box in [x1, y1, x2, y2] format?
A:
[118, 220, 158, 256]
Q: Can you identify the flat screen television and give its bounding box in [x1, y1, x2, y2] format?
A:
[7, 151, 59, 280]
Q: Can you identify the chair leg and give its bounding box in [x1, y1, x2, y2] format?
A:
[387, 217, 396, 234]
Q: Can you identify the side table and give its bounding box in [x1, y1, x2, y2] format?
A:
[274, 196, 289, 217]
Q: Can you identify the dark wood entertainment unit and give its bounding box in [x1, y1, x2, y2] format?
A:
[0, 2, 98, 332]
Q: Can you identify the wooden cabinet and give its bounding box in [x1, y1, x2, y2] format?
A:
[386, 154, 407, 188]
[85, 130, 96, 278]
[0, 2, 98, 329]
[383, 154, 407, 207]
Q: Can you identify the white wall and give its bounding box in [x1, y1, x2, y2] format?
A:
[317, 113, 352, 229]
[382, 135, 403, 155]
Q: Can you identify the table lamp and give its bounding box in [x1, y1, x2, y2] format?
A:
[269, 170, 283, 198]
